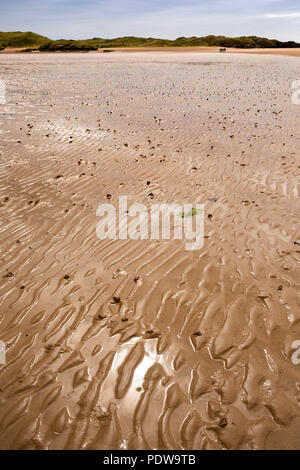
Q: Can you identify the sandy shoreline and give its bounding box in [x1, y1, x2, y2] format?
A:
[104, 47, 300, 58]
[1, 46, 300, 58]
[0, 52, 299, 450]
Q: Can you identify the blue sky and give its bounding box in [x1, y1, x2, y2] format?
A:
[1, 0, 300, 41]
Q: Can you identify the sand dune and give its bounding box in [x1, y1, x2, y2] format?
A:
[0, 52, 299, 450]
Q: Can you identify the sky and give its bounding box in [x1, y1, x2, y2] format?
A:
[1, 0, 300, 41]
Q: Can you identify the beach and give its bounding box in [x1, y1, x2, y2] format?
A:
[0, 51, 299, 450]
[2, 47, 300, 58]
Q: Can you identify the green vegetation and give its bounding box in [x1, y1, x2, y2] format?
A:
[172, 35, 300, 48]
[0, 31, 48, 48]
[84, 35, 300, 49]
[0, 31, 299, 51]
[39, 40, 99, 52]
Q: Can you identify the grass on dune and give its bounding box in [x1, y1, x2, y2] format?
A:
[1, 31, 300, 51]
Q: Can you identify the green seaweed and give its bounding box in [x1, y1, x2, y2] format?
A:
[179, 208, 203, 218]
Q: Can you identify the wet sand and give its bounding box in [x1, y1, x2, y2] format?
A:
[2, 47, 300, 59]
[105, 47, 300, 58]
[0, 52, 299, 450]
[238, 48, 300, 58]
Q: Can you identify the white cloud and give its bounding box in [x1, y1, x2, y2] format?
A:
[265, 12, 300, 18]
